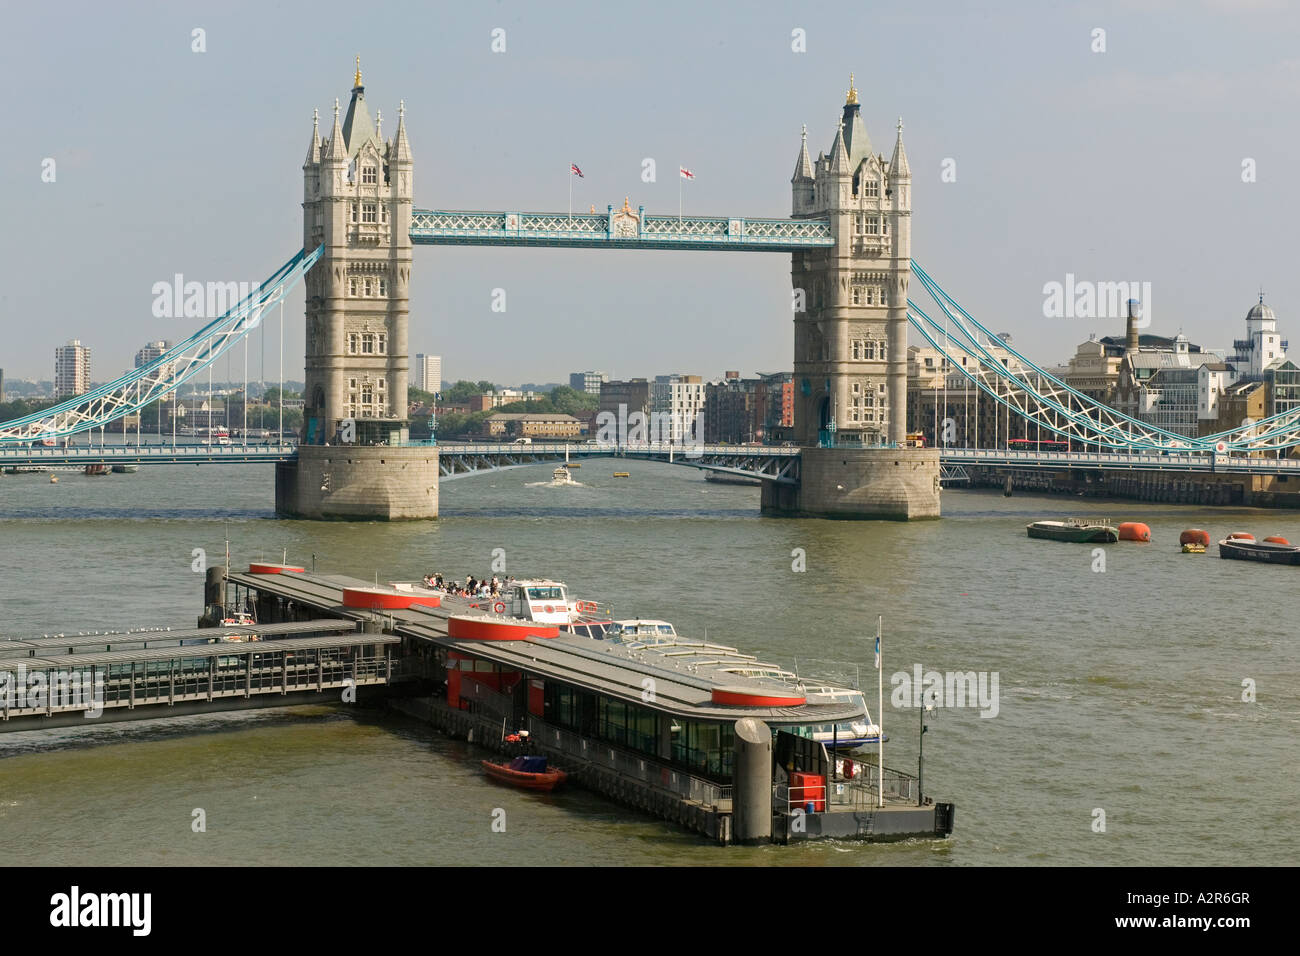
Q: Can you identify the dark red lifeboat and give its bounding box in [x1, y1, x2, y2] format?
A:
[482, 755, 567, 792]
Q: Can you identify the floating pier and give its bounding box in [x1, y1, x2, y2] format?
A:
[214, 564, 954, 846]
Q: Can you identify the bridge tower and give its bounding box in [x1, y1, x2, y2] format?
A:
[276, 62, 438, 519]
[764, 77, 939, 519]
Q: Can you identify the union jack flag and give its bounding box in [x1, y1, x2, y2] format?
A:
[570, 164, 584, 178]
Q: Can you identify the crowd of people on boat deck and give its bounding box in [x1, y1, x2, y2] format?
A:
[420, 572, 513, 599]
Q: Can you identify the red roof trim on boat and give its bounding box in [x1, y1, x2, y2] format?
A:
[711, 687, 807, 707]
[342, 587, 442, 610]
[448, 615, 559, 641]
[248, 563, 306, 574]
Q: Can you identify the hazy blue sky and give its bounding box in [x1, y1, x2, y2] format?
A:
[3, 0, 1298, 386]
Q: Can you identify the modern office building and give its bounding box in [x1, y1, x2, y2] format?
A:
[651, 374, 706, 443]
[599, 378, 650, 420]
[569, 370, 608, 395]
[54, 340, 91, 397]
[134, 339, 175, 386]
[415, 353, 441, 394]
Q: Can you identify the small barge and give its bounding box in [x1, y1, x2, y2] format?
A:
[1218, 535, 1300, 565]
[1027, 518, 1118, 543]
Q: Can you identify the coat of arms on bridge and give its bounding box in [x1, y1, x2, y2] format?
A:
[611, 197, 640, 239]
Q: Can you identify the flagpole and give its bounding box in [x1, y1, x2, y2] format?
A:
[678, 168, 682, 222]
[877, 614, 884, 809]
[569, 166, 572, 219]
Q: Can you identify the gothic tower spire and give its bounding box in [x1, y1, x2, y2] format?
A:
[305, 107, 321, 165]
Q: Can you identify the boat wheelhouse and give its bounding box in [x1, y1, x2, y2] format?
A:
[497, 578, 612, 636]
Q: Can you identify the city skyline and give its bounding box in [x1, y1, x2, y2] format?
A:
[3, 2, 1297, 388]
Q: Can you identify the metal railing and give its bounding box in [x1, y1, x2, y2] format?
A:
[458, 676, 515, 726]
[435, 441, 799, 457]
[526, 716, 730, 808]
[940, 447, 1300, 474]
[775, 762, 917, 815]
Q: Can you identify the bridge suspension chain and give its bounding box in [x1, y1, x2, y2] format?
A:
[0, 246, 322, 443]
[909, 261, 1300, 453]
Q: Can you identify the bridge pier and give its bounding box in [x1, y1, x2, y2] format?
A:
[276, 445, 439, 520]
[763, 447, 940, 520]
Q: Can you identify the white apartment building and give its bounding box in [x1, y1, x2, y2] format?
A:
[650, 374, 706, 442]
[415, 354, 441, 394]
[55, 339, 91, 397]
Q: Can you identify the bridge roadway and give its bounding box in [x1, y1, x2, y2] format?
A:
[3, 440, 1296, 478]
[940, 447, 1300, 476]
[0, 442, 301, 467]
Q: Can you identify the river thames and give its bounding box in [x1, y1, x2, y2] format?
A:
[1, 461, 1296, 866]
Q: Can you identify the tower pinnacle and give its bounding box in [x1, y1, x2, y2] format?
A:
[846, 73, 858, 106]
[354, 56, 362, 89]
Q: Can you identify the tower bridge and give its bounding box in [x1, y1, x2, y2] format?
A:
[5, 66, 1300, 518]
[276, 67, 936, 519]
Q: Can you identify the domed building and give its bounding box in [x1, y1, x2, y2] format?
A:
[1198, 295, 1300, 440]
[1232, 294, 1287, 377]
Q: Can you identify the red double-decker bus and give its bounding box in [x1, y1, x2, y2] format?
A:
[1007, 438, 1070, 452]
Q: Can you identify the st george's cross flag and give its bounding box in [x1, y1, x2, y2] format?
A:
[679, 167, 695, 180]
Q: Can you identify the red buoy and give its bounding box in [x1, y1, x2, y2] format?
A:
[1227, 532, 1256, 542]
[1118, 522, 1151, 542]
[1179, 529, 1210, 547]
[1263, 536, 1291, 545]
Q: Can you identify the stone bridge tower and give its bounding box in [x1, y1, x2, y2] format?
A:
[277, 62, 438, 519]
[764, 77, 939, 519]
[301, 59, 412, 445]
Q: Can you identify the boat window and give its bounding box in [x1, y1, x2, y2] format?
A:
[657, 624, 675, 635]
[527, 586, 565, 600]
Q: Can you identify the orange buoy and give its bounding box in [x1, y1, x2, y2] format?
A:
[1179, 529, 1210, 547]
[1263, 536, 1291, 545]
[1228, 532, 1255, 541]
[1118, 522, 1151, 542]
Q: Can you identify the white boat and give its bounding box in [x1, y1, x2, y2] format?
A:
[493, 579, 611, 636]
[603, 619, 679, 640]
[552, 465, 573, 483]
